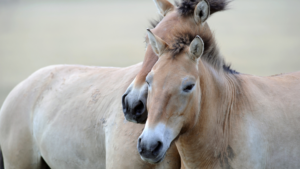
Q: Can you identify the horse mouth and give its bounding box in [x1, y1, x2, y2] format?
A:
[136, 113, 147, 123]
[141, 156, 164, 164]
[153, 155, 165, 163]
[124, 113, 147, 124]
[140, 150, 167, 164]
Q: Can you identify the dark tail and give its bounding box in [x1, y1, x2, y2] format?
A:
[0, 149, 4, 169]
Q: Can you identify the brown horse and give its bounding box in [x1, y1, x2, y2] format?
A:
[0, 0, 229, 168]
[122, 0, 230, 123]
[138, 25, 300, 168]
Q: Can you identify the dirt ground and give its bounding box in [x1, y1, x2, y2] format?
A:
[1, 0, 300, 106]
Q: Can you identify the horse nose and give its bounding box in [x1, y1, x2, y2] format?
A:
[138, 138, 144, 154]
[122, 94, 127, 112]
[138, 137, 163, 159]
[151, 141, 162, 156]
[132, 100, 147, 123]
[122, 94, 147, 123]
[133, 100, 145, 116]
[122, 94, 128, 114]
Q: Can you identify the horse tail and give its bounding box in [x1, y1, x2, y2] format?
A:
[0, 148, 4, 169]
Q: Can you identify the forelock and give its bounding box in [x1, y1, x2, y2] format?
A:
[167, 25, 213, 58]
[165, 24, 238, 74]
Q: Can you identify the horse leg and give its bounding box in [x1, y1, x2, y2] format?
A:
[1, 138, 46, 169]
[40, 157, 51, 169]
[0, 108, 48, 169]
[0, 148, 50, 169]
[0, 149, 4, 169]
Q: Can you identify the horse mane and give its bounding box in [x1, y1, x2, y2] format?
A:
[167, 24, 238, 74]
[178, 0, 231, 17]
[149, 0, 231, 29]
[149, 16, 163, 29]
[148, 0, 236, 74]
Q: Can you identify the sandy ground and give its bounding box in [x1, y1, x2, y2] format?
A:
[0, 0, 300, 106]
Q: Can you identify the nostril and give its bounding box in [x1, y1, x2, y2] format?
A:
[138, 138, 144, 154]
[139, 146, 144, 154]
[134, 101, 145, 116]
[122, 94, 128, 113]
[151, 141, 162, 156]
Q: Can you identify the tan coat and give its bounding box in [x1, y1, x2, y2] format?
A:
[138, 29, 300, 168]
[0, 64, 180, 169]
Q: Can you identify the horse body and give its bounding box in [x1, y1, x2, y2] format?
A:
[234, 73, 300, 168]
[175, 69, 300, 169]
[137, 24, 300, 168]
[0, 64, 180, 169]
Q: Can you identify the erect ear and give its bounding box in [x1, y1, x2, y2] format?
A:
[147, 29, 167, 56]
[152, 0, 174, 16]
[194, 0, 210, 24]
[189, 35, 204, 61]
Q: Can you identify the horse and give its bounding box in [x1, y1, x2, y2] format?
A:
[122, 0, 230, 124]
[137, 21, 300, 169]
[0, 64, 181, 169]
[0, 0, 229, 168]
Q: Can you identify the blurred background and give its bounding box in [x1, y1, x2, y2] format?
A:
[0, 0, 300, 106]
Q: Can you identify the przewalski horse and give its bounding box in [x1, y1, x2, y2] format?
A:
[0, 0, 229, 168]
[122, 0, 230, 123]
[0, 64, 181, 169]
[138, 27, 300, 168]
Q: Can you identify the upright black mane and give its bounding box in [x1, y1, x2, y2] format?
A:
[149, 0, 230, 29]
[168, 29, 213, 58]
[149, 16, 163, 29]
[178, 0, 230, 17]
[147, 0, 236, 74]
[165, 26, 238, 75]
[166, 25, 238, 74]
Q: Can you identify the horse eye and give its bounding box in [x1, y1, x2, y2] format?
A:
[183, 84, 195, 92]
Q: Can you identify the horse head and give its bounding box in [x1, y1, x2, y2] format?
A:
[122, 0, 228, 123]
[122, 0, 229, 123]
[136, 28, 207, 163]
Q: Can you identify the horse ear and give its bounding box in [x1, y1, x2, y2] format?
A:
[189, 35, 204, 60]
[152, 0, 174, 16]
[194, 0, 210, 24]
[147, 29, 167, 57]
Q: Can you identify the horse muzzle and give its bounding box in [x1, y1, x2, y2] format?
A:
[137, 134, 166, 164]
[122, 90, 148, 124]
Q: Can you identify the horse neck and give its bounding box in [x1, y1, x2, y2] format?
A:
[176, 61, 246, 168]
[134, 46, 158, 87]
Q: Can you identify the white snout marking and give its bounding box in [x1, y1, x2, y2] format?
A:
[139, 122, 176, 162]
[142, 122, 174, 143]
